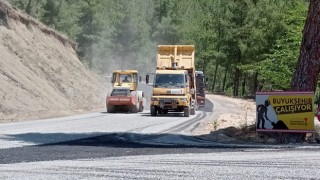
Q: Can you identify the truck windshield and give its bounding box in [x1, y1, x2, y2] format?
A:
[154, 74, 185, 88]
[120, 74, 132, 83]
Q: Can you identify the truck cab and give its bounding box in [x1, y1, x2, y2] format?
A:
[111, 70, 140, 91]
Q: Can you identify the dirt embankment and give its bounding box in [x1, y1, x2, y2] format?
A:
[0, 1, 108, 122]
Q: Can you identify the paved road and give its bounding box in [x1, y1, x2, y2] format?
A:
[0, 108, 213, 149]
[1, 89, 320, 179]
[1, 147, 320, 179]
[0, 82, 216, 150]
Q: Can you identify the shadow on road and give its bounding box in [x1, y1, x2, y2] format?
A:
[0, 98, 226, 164]
[0, 131, 245, 164]
[1, 98, 215, 147]
[1, 131, 216, 148]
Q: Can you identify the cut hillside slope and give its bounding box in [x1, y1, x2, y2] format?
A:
[0, 1, 108, 122]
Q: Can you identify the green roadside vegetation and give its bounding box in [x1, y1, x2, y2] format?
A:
[8, 0, 311, 97]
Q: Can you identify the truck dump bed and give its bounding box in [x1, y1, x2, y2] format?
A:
[157, 45, 195, 70]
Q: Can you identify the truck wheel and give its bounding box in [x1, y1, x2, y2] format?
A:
[107, 104, 115, 113]
[184, 107, 190, 117]
[151, 106, 157, 116]
[139, 101, 144, 112]
[190, 108, 195, 115]
[129, 92, 139, 113]
[129, 105, 138, 113]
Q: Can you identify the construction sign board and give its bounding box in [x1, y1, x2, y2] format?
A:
[256, 91, 314, 133]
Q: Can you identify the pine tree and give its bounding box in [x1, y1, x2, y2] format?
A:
[76, 0, 100, 68]
[291, 0, 320, 91]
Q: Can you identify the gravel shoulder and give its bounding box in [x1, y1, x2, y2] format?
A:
[193, 94, 255, 135]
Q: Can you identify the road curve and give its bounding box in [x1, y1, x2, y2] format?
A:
[1, 93, 320, 179]
[0, 98, 213, 150]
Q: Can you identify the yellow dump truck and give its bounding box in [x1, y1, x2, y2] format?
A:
[106, 70, 145, 113]
[146, 45, 197, 117]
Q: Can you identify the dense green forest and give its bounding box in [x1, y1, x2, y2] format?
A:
[9, 0, 309, 97]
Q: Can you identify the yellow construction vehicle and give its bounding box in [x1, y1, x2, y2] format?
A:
[146, 45, 197, 117]
[106, 70, 145, 113]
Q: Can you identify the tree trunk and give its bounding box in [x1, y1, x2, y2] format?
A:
[233, 51, 242, 96]
[26, 0, 32, 15]
[253, 72, 259, 93]
[233, 67, 240, 96]
[222, 66, 228, 92]
[212, 62, 219, 92]
[242, 74, 246, 96]
[291, 0, 320, 91]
